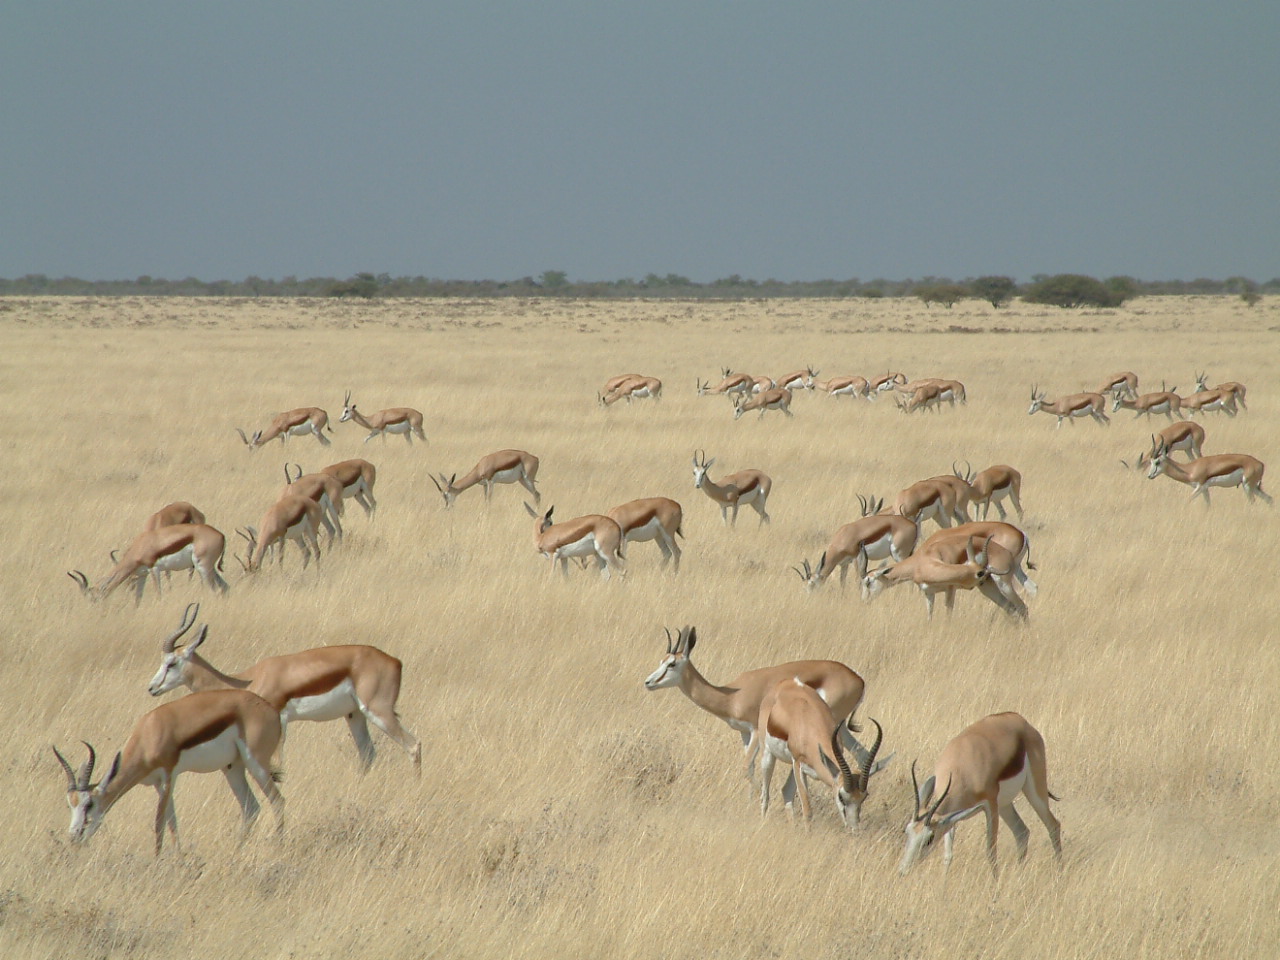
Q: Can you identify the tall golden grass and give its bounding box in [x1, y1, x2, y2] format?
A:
[1, 295, 1277, 959]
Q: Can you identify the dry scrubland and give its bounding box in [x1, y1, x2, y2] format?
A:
[1, 295, 1278, 960]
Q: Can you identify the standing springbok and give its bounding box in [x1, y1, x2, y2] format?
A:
[599, 375, 662, 405]
[1027, 387, 1110, 427]
[53, 689, 285, 855]
[960, 464, 1024, 521]
[1099, 371, 1139, 399]
[813, 375, 871, 399]
[894, 477, 964, 533]
[143, 502, 206, 531]
[697, 370, 754, 398]
[236, 407, 332, 450]
[793, 495, 917, 595]
[1145, 441, 1271, 505]
[757, 680, 888, 828]
[526, 504, 625, 579]
[776, 367, 818, 391]
[146, 604, 421, 772]
[69, 524, 229, 604]
[1195, 372, 1247, 410]
[432, 449, 540, 507]
[643, 626, 868, 783]
[691, 450, 771, 525]
[899, 712, 1061, 877]
[606, 497, 684, 572]
[1112, 385, 1183, 421]
[340, 392, 427, 443]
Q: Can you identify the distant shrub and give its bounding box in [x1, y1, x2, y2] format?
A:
[970, 275, 1017, 308]
[916, 283, 969, 308]
[1023, 274, 1127, 308]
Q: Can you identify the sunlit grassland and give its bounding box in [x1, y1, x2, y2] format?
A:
[0, 294, 1277, 959]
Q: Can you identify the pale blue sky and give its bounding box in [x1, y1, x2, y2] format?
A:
[4, 1, 1277, 282]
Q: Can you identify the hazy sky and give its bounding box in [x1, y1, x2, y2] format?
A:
[5, 2, 1278, 283]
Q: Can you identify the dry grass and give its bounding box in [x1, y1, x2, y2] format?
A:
[1, 294, 1277, 960]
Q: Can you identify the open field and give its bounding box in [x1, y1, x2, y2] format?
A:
[1, 294, 1277, 959]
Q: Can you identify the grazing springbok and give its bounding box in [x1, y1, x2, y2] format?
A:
[733, 386, 793, 420]
[69, 524, 229, 604]
[53, 689, 285, 855]
[757, 680, 888, 828]
[894, 477, 964, 532]
[793, 495, 917, 596]
[432, 449, 540, 507]
[1121, 424, 1206, 472]
[237, 495, 324, 571]
[281, 464, 345, 543]
[147, 604, 421, 772]
[526, 504, 625, 579]
[697, 370, 754, 398]
[321, 459, 378, 518]
[776, 367, 818, 391]
[869, 372, 908, 395]
[643, 626, 868, 782]
[863, 534, 1028, 620]
[237, 407, 331, 450]
[1145, 441, 1271, 505]
[946, 521, 1038, 597]
[606, 497, 684, 572]
[813, 375, 871, 399]
[1099, 371, 1139, 400]
[900, 712, 1061, 877]
[1027, 388, 1110, 427]
[958, 464, 1024, 521]
[691, 450, 771, 525]
[143, 502, 206, 531]
[339, 392, 426, 444]
[599, 375, 662, 405]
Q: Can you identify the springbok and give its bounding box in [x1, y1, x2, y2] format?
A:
[1111, 386, 1183, 421]
[236, 407, 331, 450]
[643, 626, 868, 783]
[1027, 388, 1110, 427]
[339, 392, 426, 444]
[237, 495, 324, 572]
[793, 495, 917, 595]
[53, 690, 285, 855]
[757, 680, 888, 828]
[321, 459, 378, 518]
[147, 604, 421, 772]
[899, 712, 1061, 877]
[1145, 441, 1271, 505]
[606, 497, 684, 572]
[69, 524, 229, 604]
[1194, 372, 1247, 410]
[732, 387, 793, 420]
[526, 504, 625, 579]
[281, 464, 345, 543]
[432, 449, 540, 507]
[863, 534, 1028, 620]
[691, 450, 771, 525]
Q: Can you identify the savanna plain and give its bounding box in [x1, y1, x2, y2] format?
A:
[1, 295, 1277, 960]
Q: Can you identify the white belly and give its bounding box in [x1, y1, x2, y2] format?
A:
[285, 423, 314, 437]
[156, 725, 243, 777]
[1207, 469, 1244, 488]
[624, 518, 663, 543]
[491, 467, 522, 484]
[285, 679, 359, 723]
[831, 385, 857, 396]
[861, 532, 895, 561]
[737, 487, 762, 505]
[151, 545, 196, 573]
[382, 421, 411, 434]
[553, 535, 599, 559]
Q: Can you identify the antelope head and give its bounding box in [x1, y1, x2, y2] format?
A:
[147, 602, 205, 696]
[53, 740, 120, 844]
[691, 450, 715, 487]
[830, 717, 887, 828]
[644, 626, 696, 690]
[340, 391, 356, 422]
[899, 764, 984, 873]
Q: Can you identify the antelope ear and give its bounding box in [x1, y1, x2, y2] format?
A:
[917, 774, 936, 807]
[100, 752, 123, 793]
[683, 626, 697, 655]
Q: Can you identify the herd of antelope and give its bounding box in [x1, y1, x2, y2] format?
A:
[54, 361, 1265, 876]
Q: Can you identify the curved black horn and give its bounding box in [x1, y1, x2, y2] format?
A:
[52, 745, 77, 789]
[77, 741, 96, 790]
[831, 725, 857, 795]
[910, 760, 923, 822]
[926, 775, 953, 824]
[161, 602, 200, 652]
[857, 718, 884, 791]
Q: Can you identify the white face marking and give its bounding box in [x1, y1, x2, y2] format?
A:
[147, 654, 186, 696]
[643, 655, 679, 690]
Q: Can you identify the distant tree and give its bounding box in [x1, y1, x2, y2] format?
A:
[970, 275, 1017, 308]
[1241, 291, 1262, 307]
[917, 283, 968, 308]
[1023, 274, 1126, 308]
[1104, 275, 1139, 302]
[539, 270, 568, 289]
[327, 272, 379, 299]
